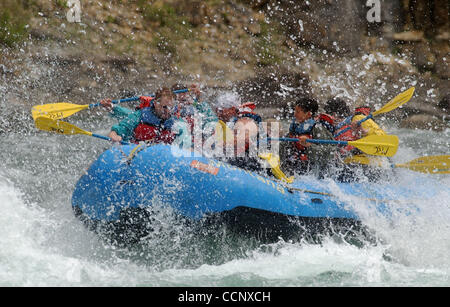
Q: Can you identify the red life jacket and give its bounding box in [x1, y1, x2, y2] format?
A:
[316, 113, 357, 154]
[334, 124, 357, 153]
[354, 106, 371, 116]
[316, 113, 335, 134]
[136, 96, 154, 110]
[289, 135, 311, 161]
[334, 108, 371, 154]
[133, 106, 176, 144]
[237, 102, 262, 124]
[134, 124, 175, 144]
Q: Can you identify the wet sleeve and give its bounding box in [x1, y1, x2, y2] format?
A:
[352, 114, 386, 136]
[111, 110, 142, 141]
[110, 105, 133, 120]
[194, 101, 218, 127]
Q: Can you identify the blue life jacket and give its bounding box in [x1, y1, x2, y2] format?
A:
[238, 112, 262, 124]
[289, 119, 316, 136]
[140, 107, 176, 130]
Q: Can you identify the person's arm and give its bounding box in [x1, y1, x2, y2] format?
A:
[352, 114, 386, 136]
[111, 110, 142, 142]
[111, 105, 133, 120]
[306, 124, 336, 162]
[194, 100, 218, 127]
[100, 98, 134, 120]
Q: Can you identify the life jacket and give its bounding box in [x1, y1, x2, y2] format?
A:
[218, 102, 263, 155]
[334, 106, 372, 134]
[334, 107, 373, 154]
[237, 102, 262, 124]
[354, 106, 371, 116]
[316, 113, 358, 154]
[213, 102, 262, 155]
[316, 113, 335, 134]
[316, 113, 358, 153]
[288, 118, 315, 161]
[334, 122, 357, 154]
[136, 96, 154, 110]
[133, 106, 176, 144]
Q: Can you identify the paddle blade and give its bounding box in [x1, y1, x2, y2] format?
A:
[349, 134, 399, 157]
[259, 153, 294, 183]
[34, 117, 91, 136]
[343, 154, 385, 167]
[396, 155, 450, 174]
[372, 87, 415, 116]
[31, 103, 89, 120]
[216, 120, 234, 142]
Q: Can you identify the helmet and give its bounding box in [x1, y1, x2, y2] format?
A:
[215, 91, 241, 110]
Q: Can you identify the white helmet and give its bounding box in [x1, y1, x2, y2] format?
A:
[215, 91, 241, 110]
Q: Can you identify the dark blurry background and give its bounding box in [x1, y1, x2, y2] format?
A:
[1, 0, 449, 132]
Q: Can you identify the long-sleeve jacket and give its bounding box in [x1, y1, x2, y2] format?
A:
[351, 114, 386, 136]
[279, 121, 336, 177]
[111, 108, 191, 147]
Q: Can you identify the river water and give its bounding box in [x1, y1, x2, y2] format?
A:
[0, 105, 449, 287]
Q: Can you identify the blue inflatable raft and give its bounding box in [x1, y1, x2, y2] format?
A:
[71, 144, 438, 245]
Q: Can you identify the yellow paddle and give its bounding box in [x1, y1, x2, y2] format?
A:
[345, 154, 449, 174]
[31, 98, 139, 120]
[372, 86, 415, 116]
[31, 89, 189, 120]
[334, 87, 415, 137]
[216, 120, 234, 143]
[395, 155, 449, 174]
[34, 116, 129, 145]
[270, 134, 399, 157]
[258, 153, 294, 183]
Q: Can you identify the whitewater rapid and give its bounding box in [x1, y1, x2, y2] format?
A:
[0, 127, 449, 286]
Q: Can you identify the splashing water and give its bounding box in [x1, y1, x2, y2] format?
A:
[1, 51, 449, 286]
[1, 0, 449, 287]
[0, 123, 449, 286]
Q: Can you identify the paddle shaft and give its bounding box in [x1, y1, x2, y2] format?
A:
[91, 133, 129, 145]
[394, 155, 450, 174]
[334, 87, 415, 138]
[34, 116, 130, 145]
[269, 137, 349, 146]
[333, 114, 373, 138]
[268, 134, 399, 157]
[88, 88, 189, 109]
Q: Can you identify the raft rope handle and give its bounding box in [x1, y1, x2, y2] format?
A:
[126, 142, 146, 162]
[282, 184, 400, 203]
